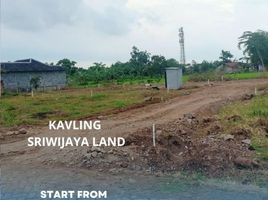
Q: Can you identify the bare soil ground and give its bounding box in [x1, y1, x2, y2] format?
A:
[1, 79, 268, 177]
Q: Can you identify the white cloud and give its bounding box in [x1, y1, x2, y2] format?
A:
[1, 0, 268, 65]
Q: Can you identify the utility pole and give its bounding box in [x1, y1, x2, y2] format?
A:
[179, 27, 186, 65]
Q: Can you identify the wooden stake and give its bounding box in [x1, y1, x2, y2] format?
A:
[153, 124, 156, 147]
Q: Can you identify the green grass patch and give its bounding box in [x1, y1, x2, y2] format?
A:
[189, 71, 268, 82]
[0, 89, 140, 126]
[251, 144, 268, 161]
[113, 100, 127, 108]
[225, 72, 268, 80]
[219, 95, 268, 161]
[0, 85, 189, 127]
[68, 75, 190, 88]
[188, 72, 222, 82]
[91, 93, 107, 101]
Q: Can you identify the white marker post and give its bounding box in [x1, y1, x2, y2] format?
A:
[152, 124, 156, 147]
[255, 87, 257, 95]
[221, 75, 224, 81]
[207, 79, 210, 85]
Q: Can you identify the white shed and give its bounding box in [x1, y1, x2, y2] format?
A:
[165, 67, 183, 89]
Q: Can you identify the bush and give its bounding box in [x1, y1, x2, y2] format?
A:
[188, 72, 224, 82]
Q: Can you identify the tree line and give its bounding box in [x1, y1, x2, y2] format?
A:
[56, 46, 186, 85]
[54, 30, 268, 85]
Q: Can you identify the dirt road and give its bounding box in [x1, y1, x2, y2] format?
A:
[1, 79, 268, 200]
[1, 79, 268, 165]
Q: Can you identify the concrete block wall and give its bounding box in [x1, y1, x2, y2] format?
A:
[1, 71, 66, 91]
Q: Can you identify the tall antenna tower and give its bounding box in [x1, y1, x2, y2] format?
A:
[179, 27, 186, 65]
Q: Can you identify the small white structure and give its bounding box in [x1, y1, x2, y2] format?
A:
[165, 67, 183, 89]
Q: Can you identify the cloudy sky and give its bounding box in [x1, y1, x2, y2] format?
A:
[1, 0, 268, 67]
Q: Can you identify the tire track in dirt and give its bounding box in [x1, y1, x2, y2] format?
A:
[98, 79, 267, 133]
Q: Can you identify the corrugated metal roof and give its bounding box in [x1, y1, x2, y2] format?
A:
[0, 59, 65, 73]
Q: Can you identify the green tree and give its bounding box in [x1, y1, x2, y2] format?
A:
[219, 50, 233, 64]
[166, 58, 180, 68]
[87, 62, 107, 83]
[30, 76, 41, 96]
[129, 46, 150, 76]
[30, 77, 41, 90]
[57, 58, 77, 75]
[199, 61, 216, 72]
[238, 30, 268, 69]
[150, 55, 166, 76]
[89, 62, 106, 71]
[190, 60, 217, 74]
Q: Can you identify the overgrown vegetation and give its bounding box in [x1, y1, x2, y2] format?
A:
[219, 94, 268, 161]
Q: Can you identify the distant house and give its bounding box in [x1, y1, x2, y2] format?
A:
[223, 62, 241, 73]
[0, 59, 66, 91]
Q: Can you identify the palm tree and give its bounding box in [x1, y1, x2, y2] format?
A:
[238, 30, 268, 70]
[219, 50, 233, 64]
